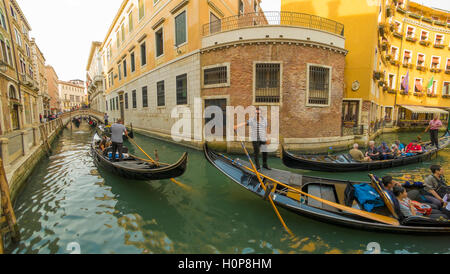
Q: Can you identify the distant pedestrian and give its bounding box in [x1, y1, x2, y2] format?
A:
[104, 113, 109, 126]
[110, 119, 128, 162]
[234, 107, 271, 171]
[425, 114, 443, 149]
[39, 114, 43, 123]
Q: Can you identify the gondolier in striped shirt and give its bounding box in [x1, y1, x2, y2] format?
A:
[234, 107, 271, 171]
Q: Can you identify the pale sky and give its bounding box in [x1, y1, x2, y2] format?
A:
[17, 0, 447, 82]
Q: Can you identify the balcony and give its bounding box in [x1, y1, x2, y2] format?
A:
[422, 17, 433, 24]
[402, 63, 414, 69]
[416, 65, 427, 72]
[430, 67, 442, 73]
[93, 74, 104, 83]
[405, 36, 417, 43]
[419, 40, 430, 47]
[20, 73, 34, 88]
[202, 11, 345, 37]
[408, 13, 421, 20]
[393, 32, 403, 39]
[434, 43, 445, 49]
[201, 11, 346, 51]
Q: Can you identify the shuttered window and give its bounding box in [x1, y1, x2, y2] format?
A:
[308, 65, 331, 106]
[132, 90, 137, 109]
[138, 0, 145, 20]
[157, 81, 165, 107]
[175, 11, 187, 47]
[142, 86, 148, 108]
[155, 28, 164, 57]
[176, 74, 188, 105]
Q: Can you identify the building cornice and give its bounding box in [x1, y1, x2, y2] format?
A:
[403, 18, 450, 34]
[200, 39, 348, 56]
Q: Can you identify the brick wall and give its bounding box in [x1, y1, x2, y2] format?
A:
[201, 42, 346, 139]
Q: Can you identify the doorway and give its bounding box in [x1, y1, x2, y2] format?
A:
[204, 98, 227, 140]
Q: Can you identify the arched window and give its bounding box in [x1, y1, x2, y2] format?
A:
[9, 85, 17, 99]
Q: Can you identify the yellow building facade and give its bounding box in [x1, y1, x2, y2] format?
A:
[95, 0, 263, 144]
[282, 0, 450, 137]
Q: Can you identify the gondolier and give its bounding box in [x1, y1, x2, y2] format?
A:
[234, 107, 271, 171]
[111, 119, 128, 162]
[425, 115, 443, 149]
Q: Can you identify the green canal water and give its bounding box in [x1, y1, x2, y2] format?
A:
[5, 124, 450, 254]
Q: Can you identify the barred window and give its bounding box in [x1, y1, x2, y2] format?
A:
[204, 66, 227, 86]
[176, 74, 188, 105]
[157, 81, 165, 107]
[308, 66, 330, 106]
[255, 63, 281, 103]
[142, 86, 148, 108]
[125, 93, 129, 109]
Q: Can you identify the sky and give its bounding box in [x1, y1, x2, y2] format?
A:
[17, 0, 448, 81]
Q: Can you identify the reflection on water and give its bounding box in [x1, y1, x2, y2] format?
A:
[5, 125, 450, 254]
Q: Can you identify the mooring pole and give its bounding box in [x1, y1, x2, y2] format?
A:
[0, 158, 20, 244]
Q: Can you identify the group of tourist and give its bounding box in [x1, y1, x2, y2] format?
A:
[381, 165, 450, 221]
[349, 115, 445, 162]
[350, 140, 424, 162]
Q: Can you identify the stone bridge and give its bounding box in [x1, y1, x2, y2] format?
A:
[69, 109, 105, 123]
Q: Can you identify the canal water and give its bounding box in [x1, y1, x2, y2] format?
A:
[5, 124, 450, 254]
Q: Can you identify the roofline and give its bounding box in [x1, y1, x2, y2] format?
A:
[100, 0, 129, 51]
[45, 65, 59, 79]
[86, 41, 102, 70]
[409, 1, 449, 15]
[10, 0, 32, 31]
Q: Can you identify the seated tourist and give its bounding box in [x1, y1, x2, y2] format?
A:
[394, 141, 405, 153]
[405, 140, 423, 156]
[393, 185, 448, 220]
[99, 136, 108, 152]
[378, 142, 394, 160]
[349, 143, 371, 162]
[365, 141, 381, 161]
[423, 165, 450, 215]
[390, 144, 403, 158]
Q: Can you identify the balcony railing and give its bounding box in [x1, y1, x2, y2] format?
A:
[202, 11, 344, 37]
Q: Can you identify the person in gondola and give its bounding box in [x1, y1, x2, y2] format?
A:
[405, 140, 423, 155]
[423, 165, 450, 216]
[99, 136, 110, 152]
[234, 107, 271, 171]
[390, 144, 402, 158]
[425, 114, 443, 150]
[349, 143, 371, 162]
[378, 142, 394, 160]
[365, 141, 381, 161]
[110, 119, 128, 162]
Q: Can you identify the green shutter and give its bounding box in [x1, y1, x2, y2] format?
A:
[175, 11, 186, 47]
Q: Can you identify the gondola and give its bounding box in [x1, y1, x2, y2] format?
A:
[91, 134, 188, 180]
[282, 132, 450, 172]
[204, 143, 450, 234]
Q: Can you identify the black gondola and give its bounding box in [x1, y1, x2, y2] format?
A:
[282, 132, 450, 172]
[204, 143, 450, 234]
[91, 134, 188, 180]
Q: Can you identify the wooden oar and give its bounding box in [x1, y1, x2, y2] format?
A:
[128, 138, 192, 191]
[234, 133, 294, 237]
[220, 153, 399, 226]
